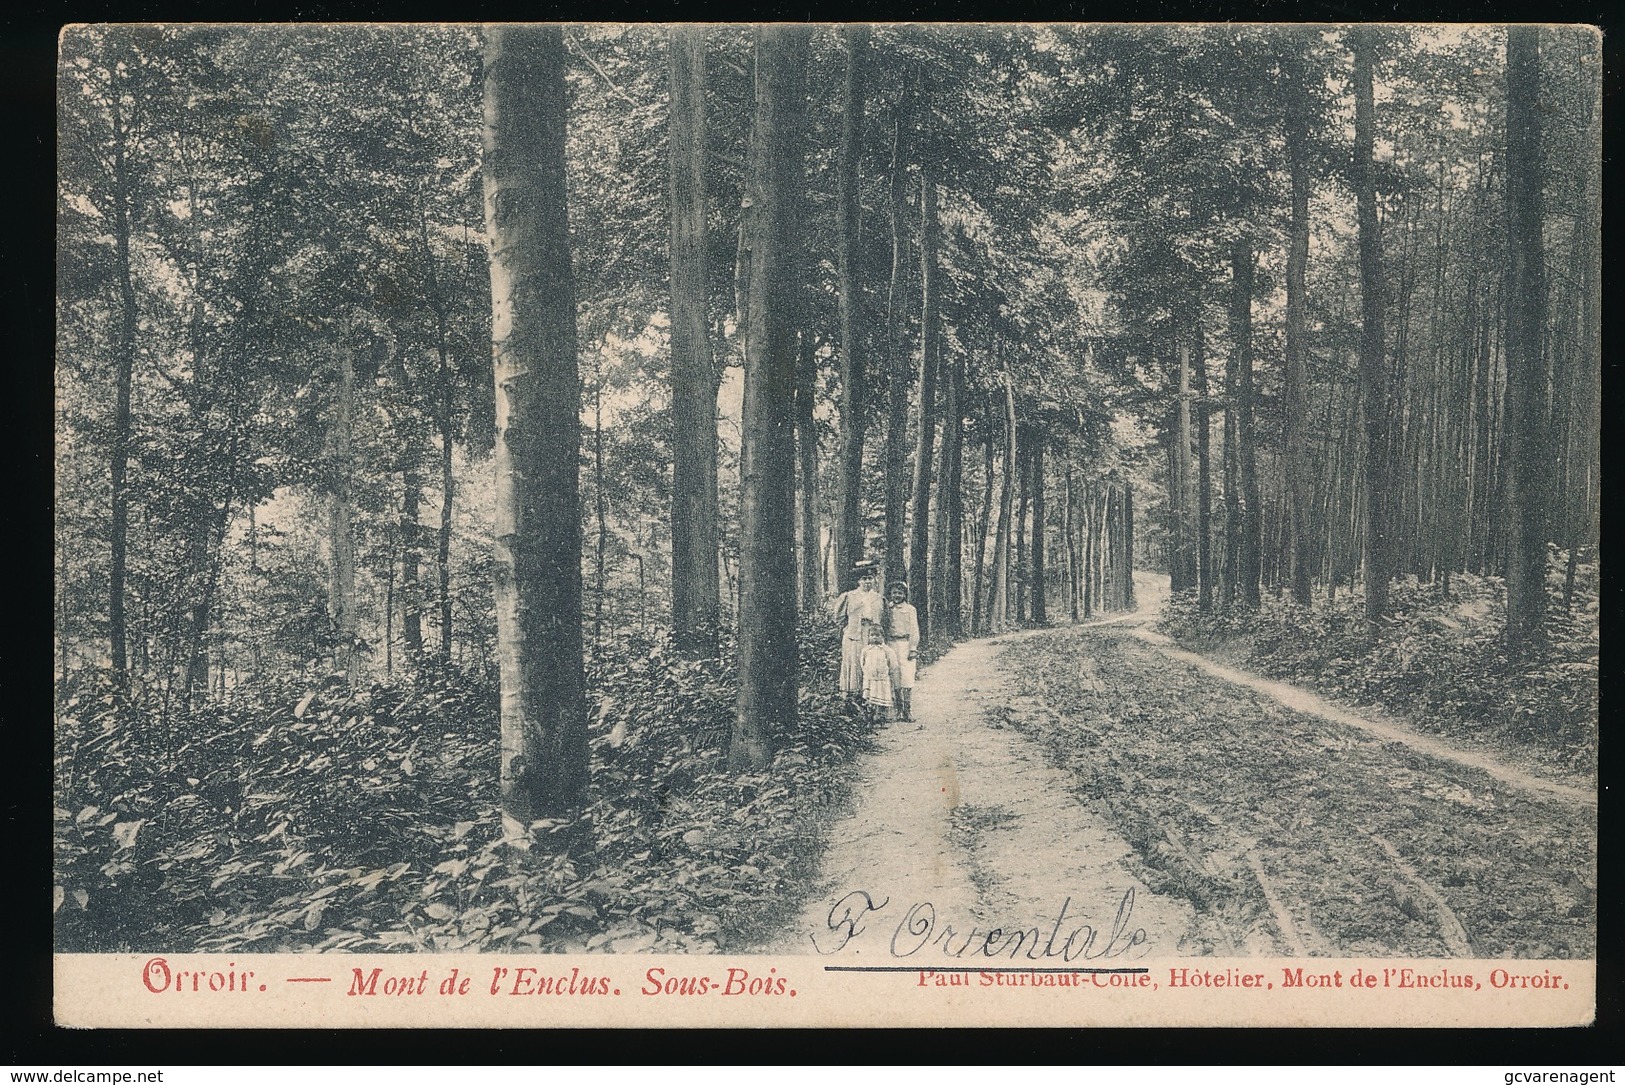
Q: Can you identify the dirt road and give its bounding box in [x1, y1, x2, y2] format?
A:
[764, 577, 1596, 960]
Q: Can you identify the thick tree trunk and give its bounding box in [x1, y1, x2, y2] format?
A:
[668, 26, 722, 653]
[1352, 28, 1394, 630]
[731, 25, 808, 771]
[1232, 239, 1261, 610]
[482, 25, 589, 820]
[908, 169, 940, 640]
[1283, 43, 1314, 605]
[1030, 438, 1046, 624]
[1502, 26, 1547, 654]
[881, 105, 911, 583]
[834, 25, 869, 586]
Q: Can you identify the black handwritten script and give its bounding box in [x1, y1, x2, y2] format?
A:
[813, 889, 1149, 960]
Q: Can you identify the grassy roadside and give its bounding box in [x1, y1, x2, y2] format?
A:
[998, 627, 1596, 958]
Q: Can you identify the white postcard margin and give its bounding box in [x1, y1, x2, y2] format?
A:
[55, 953, 1593, 1028]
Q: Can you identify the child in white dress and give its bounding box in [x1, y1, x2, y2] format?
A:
[860, 625, 897, 724]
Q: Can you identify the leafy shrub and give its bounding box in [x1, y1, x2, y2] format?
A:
[55, 616, 875, 953]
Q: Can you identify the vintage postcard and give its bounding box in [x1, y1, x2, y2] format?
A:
[54, 22, 1598, 1028]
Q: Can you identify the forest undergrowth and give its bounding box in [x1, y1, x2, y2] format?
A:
[54, 620, 876, 954]
[1156, 551, 1599, 778]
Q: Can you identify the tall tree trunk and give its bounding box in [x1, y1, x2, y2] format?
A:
[988, 368, 1017, 630]
[1564, 140, 1601, 608]
[1124, 483, 1136, 609]
[1502, 26, 1548, 654]
[482, 25, 589, 819]
[1283, 41, 1314, 605]
[971, 406, 994, 636]
[1063, 465, 1079, 621]
[384, 530, 395, 676]
[908, 169, 941, 641]
[1103, 484, 1118, 609]
[414, 189, 454, 664]
[401, 473, 424, 660]
[1232, 239, 1262, 609]
[1470, 288, 1494, 575]
[669, 26, 722, 653]
[326, 344, 358, 681]
[731, 25, 808, 771]
[108, 92, 136, 693]
[794, 328, 821, 609]
[1013, 432, 1029, 623]
[1030, 438, 1046, 624]
[944, 375, 963, 637]
[1174, 334, 1197, 592]
[593, 369, 607, 654]
[834, 25, 869, 586]
[881, 104, 911, 583]
[1391, 202, 1423, 579]
[930, 351, 963, 639]
[1079, 481, 1093, 618]
[1191, 317, 1213, 611]
[437, 373, 454, 664]
[1220, 379, 1239, 611]
[1093, 485, 1107, 615]
[1352, 28, 1394, 630]
[182, 424, 241, 708]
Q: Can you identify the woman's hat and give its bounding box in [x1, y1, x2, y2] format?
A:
[852, 559, 877, 578]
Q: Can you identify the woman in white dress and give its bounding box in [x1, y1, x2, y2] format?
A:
[882, 581, 920, 721]
[833, 564, 883, 695]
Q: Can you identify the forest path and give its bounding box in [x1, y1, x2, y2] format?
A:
[763, 573, 1594, 959]
[1116, 573, 1592, 806]
[754, 600, 1215, 968]
[760, 610, 1207, 961]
